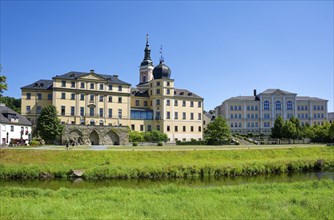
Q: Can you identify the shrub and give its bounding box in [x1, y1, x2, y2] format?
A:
[133, 142, 138, 146]
[157, 142, 163, 146]
[29, 140, 40, 147]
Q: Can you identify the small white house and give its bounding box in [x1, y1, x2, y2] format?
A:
[0, 103, 32, 146]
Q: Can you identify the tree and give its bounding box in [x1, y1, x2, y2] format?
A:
[129, 131, 144, 142]
[289, 116, 302, 138]
[282, 120, 297, 139]
[0, 96, 21, 113]
[205, 116, 231, 145]
[271, 116, 284, 138]
[37, 105, 64, 144]
[144, 130, 168, 142]
[0, 75, 8, 96]
[329, 122, 334, 141]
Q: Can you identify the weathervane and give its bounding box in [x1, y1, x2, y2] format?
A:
[146, 34, 149, 45]
[160, 45, 164, 63]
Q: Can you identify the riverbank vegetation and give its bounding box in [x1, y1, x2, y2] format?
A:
[0, 180, 333, 219]
[0, 146, 333, 179]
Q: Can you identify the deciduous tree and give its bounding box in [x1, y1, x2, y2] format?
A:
[205, 116, 231, 145]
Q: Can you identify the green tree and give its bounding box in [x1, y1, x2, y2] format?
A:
[271, 116, 284, 138]
[37, 105, 64, 144]
[329, 122, 334, 141]
[0, 96, 21, 113]
[282, 120, 297, 139]
[144, 130, 168, 142]
[301, 123, 315, 139]
[205, 116, 231, 145]
[289, 116, 302, 138]
[129, 131, 144, 142]
[0, 75, 8, 96]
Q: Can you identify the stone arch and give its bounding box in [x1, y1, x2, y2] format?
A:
[104, 130, 120, 145]
[89, 130, 100, 145]
[69, 129, 83, 145]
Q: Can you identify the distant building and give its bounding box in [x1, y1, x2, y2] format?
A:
[203, 112, 215, 130]
[0, 103, 32, 145]
[215, 89, 328, 135]
[328, 112, 334, 123]
[20, 35, 203, 143]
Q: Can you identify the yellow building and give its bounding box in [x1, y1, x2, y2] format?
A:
[21, 36, 204, 142]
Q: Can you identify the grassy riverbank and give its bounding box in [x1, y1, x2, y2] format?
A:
[0, 146, 333, 179]
[0, 180, 333, 219]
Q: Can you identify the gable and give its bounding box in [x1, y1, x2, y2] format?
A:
[79, 74, 105, 81]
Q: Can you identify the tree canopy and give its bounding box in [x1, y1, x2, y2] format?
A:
[205, 116, 231, 145]
[0, 75, 8, 96]
[37, 105, 64, 144]
[0, 96, 21, 113]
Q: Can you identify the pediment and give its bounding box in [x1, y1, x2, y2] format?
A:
[79, 73, 105, 81]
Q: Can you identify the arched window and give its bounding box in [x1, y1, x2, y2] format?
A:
[247, 106, 250, 111]
[301, 106, 304, 110]
[317, 113, 320, 118]
[247, 114, 250, 119]
[235, 122, 238, 127]
[317, 105, 320, 110]
[275, 101, 281, 110]
[321, 105, 324, 110]
[321, 113, 324, 118]
[230, 106, 233, 111]
[251, 122, 254, 127]
[255, 122, 258, 127]
[238, 106, 241, 110]
[239, 122, 242, 127]
[264, 101, 269, 110]
[251, 106, 254, 111]
[251, 114, 254, 119]
[239, 114, 242, 119]
[231, 123, 233, 127]
[230, 114, 233, 119]
[301, 113, 304, 118]
[287, 101, 293, 110]
[234, 105, 237, 110]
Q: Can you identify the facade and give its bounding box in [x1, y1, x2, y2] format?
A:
[203, 112, 215, 130]
[328, 112, 334, 123]
[21, 36, 203, 143]
[0, 103, 32, 145]
[215, 89, 328, 135]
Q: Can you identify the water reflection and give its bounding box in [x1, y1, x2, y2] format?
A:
[1, 172, 333, 190]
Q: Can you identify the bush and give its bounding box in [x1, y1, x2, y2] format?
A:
[158, 142, 163, 146]
[29, 140, 40, 147]
[133, 142, 138, 146]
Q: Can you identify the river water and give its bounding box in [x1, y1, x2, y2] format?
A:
[1, 171, 333, 190]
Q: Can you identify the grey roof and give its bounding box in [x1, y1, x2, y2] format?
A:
[53, 71, 131, 85]
[259, 89, 296, 96]
[131, 88, 149, 97]
[0, 105, 32, 126]
[296, 96, 328, 102]
[226, 96, 258, 101]
[21, 79, 53, 90]
[174, 89, 203, 99]
[204, 113, 215, 120]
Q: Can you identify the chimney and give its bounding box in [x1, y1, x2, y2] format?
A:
[113, 74, 118, 79]
[253, 89, 257, 96]
[90, 69, 94, 74]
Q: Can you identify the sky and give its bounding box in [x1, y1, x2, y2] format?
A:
[1, 1, 333, 112]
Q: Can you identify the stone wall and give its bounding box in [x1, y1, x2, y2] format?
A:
[62, 125, 129, 146]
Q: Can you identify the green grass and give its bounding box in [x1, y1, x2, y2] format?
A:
[0, 146, 333, 179]
[0, 180, 333, 219]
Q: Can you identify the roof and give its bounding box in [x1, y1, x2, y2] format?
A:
[225, 96, 259, 101]
[174, 89, 203, 99]
[296, 96, 328, 102]
[53, 71, 131, 85]
[0, 105, 32, 126]
[204, 113, 215, 120]
[259, 89, 297, 96]
[21, 79, 53, 90]
[131, 88, 149, 97]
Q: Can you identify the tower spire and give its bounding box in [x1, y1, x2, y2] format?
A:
[141, 34, 153, 67]
[159, 45, 164, 63]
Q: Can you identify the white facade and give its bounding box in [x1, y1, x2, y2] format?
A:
[0, 124, 32, 145]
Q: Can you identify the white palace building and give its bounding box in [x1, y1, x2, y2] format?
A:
[215, 89, 328, 135]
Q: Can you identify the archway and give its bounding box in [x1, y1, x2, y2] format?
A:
[89, 130, 99, 145]
[105, 130, 120, 145]
[69, 129, 82, 145]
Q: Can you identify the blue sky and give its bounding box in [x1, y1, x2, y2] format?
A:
[1, 1, 333, 112]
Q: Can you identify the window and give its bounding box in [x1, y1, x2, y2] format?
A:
[255, 106, 258, 111]
[99, 108, 103, 117]
[10, 126, 14, 132]
[140, 125, 144, 131]
[156, 111, 160, 120]
[166, 89, 170, 95]
[71, 82, 75, 88]
[26, 106, 31, 113]
[71, 106, 75, 116]
[118, 97, 122, 103]
[156, 82, 160, 86]
[108, 85, 112, 91]
[61, 106, 65, 116]
[264, 101, 269, 110]
[235, 122, 237, 127]
[118, 85, 122, 91]
[298, 113, 300, 119]
[144, 101, 148, 106]
[239, 114, 242, 119]
[99, 84, 104, 90]
[238, 105, 241, 110]
[175, 126, 178, 132]
[239, 122, 242, 127]
[175, 112, 178, 119]
[80, 82, 85, 88]
[108, 96, 112, 102]
[156, 99, 160, 105]
[247, 114, 250, 119]
[190, 113, 194, 120]
[275, 101, 281, 110]
[175, 100, 178, 106]
[37, 93, 42, 100]
[230, 106, 233, 111]
[135, 100, 140, 106]
[99, 96, 103, 102]
[190, 101, 194, 107]
[247, 106, 250, 111]
[26, 93, 31, 100]
[251, 114, 254, 119]
[198, 113, 202, 120]
[231, 123, 234, 128]
[118, 109, 122, 118]
[167, 126, 170, 132]
[198, 102, 202, 108]
[321, 105, 324, 110]
[317, 105, 320, 110]
[90, 107, 94, 116]
[108, 109, 112, 118]
[321, 113, 324, 118]
[199, 126, 202, 132]
[167, 111, 171, 119]
[191, 126, 194, 132]
[80, 94, 84, 101]
[37, 106, 42, 114]
[287, 101, 293, 110]
[90, 94, 94, 101]
[255, 114, 258, 119]
[305, 113, 308, 118]
[298, 106, 300, 110]
[314, 113, 316, 118]
[80, 107, 84, 117]
[313, 105, 316, 110]
[62, 81, 66, 87]
[61, 93, 66, 99]
[183, 126, 186, 132]
[166, 99, 170, 106]
[90, 83, 94, 89]
[157, 125, 160, 131]
[71, 93, 75, 100]
[156, 89, 160, 95]
[48, 94, 52, 100]
[251, 106, 254, 111]
[301, 113, 304, 119]
[182, 101, 186, 107]
[231, 114, 233, 119]
[148, 125, 152, 131]
[305, 106, 308, 110]
[234, 105, 237, 111]
[183, 112, 186, 120]
[235, 114, 237, 119]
